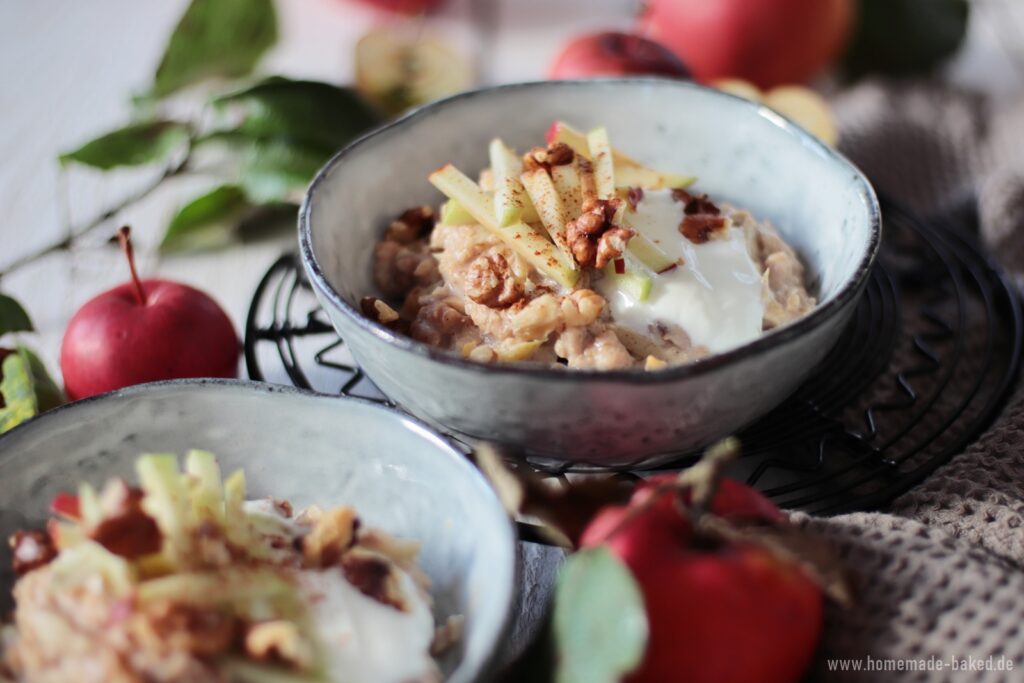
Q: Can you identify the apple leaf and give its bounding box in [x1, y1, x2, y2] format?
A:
[475, 445, 632, 547]
[553, 546, 648, 683]
[161, 184, 252, 253]
[196, 132, 328, 203]
[151, 0, 278, 98]
[0, 347, 65, 434]
[0, 294, 33, 336]
[842, 0, 969, 79]
[59, 121, 190, 170]
[213, 77, 384, 153]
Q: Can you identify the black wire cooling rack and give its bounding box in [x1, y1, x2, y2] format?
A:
[244, 195, 1021, 517]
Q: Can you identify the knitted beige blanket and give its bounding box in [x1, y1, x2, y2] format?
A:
[800, 81, 1024, 682]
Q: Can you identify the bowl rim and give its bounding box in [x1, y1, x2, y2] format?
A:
[0, 378, 518, 683]
[299, 77, 882, 384]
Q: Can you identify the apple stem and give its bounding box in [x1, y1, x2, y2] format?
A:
[117, 226, 147, 306]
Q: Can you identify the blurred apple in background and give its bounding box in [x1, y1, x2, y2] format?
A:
[355, 26, 474, 115]
[349, 0, 445, 14]
[638, 0, 854, 88]
[549, 31, 690, 80]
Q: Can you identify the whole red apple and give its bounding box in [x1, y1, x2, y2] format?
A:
[548, 31, 691, 80]
[60, 227, 238, 401]
[348, 0, 443, 14]
[581, 476, 822, 683]
[638, 0, 853, 89]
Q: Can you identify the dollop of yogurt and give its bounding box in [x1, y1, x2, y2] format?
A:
[597, 189, 764, 353]
[296, 568, 437, 683]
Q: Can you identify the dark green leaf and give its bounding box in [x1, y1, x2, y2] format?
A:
[0, 294, 33, 335]
[553, 547, 647, 683]
[152, 0, 278, 98]
[196, 131, 328, 202]
[0, 347, 64, 433]
[842, 0, 969, 79]
[60, 121, 189, 170]
[214, 77, 384, 153]
[161, 184, 251, 253]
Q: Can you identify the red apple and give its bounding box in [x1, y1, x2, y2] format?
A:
[581, 476, 822, 683]
[347, 0, 443, 14]
[637, 0, 853, 89]
[548, 32, 691, 80]
[60, 227, 238, 401]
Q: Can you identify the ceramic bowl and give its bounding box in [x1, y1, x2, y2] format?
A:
[300, 79, 881, 468]
[0, 379, 515, 683]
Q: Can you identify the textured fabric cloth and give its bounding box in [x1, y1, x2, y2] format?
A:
[798, 80, 1024, 681]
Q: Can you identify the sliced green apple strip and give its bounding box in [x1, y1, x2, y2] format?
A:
[440, 199, 474, 225]
[587, 127, 616, 200]
[627, 233, 677, 274]
[520, 168, 577, 266]
[551, 163, 582, 217]
[489, 138, 531, 227]
[428, 165, 579, 288]
[577, 156, 598, 207]
[548, 121, 641, 167]
[615, 166, 696, 191]
[604, 263, 652, 303]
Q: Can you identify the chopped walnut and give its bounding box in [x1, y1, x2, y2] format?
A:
[90, 481, 162, 560]
[672, 189, 727, 243]
[522, 142, 575, 173]
[560, 289, 606, 327]
[341, 549, 406, 611]
[9, 530, 57, 576]
[360, 296, 401, 324]
[147, 602, 237, 657]
[566, 198, 635, 269]
[626, 187, 644, 211]
[680, 214, 727, 243]
[302, 506, 359, 568]
[245, 620, 315, 670]
[464, 252, 524, 308]
[410, 299, 474, 346]
[384, 206, 435, 244]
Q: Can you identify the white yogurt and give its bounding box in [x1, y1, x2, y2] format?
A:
[597, 189, 764, 353]
[296, 567, 437, 683]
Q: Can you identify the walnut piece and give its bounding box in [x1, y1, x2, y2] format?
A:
[566, 198, 635, 269]
[9, 530, 57, 576]
[302, 506, 359, 568]
[464, 252, 524, 308]
[341, 549, 407, 611]
[360, 296, 401, 325]
[89, 481, 162, 560]
[384, 206, 435, 244]
[672, 189, 727, 244]
[147, 602, 237, 657]
[245, 620, 315, 670]
[522, 142, 575, 173]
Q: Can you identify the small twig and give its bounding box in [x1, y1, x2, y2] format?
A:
[0, 153, 191, 277]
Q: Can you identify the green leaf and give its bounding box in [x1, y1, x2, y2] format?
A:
[60, 121, 189, 170]
[161, 184, 251, 253]
[152, 0, 278, 98]
[214, 77, 384, 153]
[0, 294, 33, 335]
[553, 547, 648, 683]
[0, 347, 65, 434]
[196, 132, 328, 202]
[842, 0, 969, 79]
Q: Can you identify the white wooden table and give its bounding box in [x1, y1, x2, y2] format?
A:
[2, 0, 1022, 669]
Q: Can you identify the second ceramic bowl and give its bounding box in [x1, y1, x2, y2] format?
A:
[300, 79, 880, 468]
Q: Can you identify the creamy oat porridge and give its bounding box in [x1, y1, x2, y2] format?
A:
[363, 122, 815, 371]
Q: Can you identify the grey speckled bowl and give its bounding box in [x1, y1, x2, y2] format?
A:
[300, 79, 881, 468]
[0, 379, 515, 683]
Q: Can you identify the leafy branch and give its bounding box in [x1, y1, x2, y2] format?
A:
[2, 0, 383, 276]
